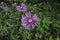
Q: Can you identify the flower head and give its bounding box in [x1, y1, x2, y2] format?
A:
[16, 3, 27, 12]
[12, 2, 17, 7]
[3, 6, 8, 10]
[0, 6, 3, 8]
[21, 11, 39, 30]
[1, 2, 4, 4]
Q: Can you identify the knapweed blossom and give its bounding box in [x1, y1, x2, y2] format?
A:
[21, 11, 39, 30]
[0, 2, 8, 10]
[0, 2, 4, 8]
[16, 3, 27, 12]
[1, 2, 4, 5]
[3, 6, 8, 10]
[12, 2, 17, 7]
[0, 6, 3, 8]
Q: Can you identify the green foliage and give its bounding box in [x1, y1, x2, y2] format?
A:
[37, 17, 52, 34]
[49, 36, 53, 40]
[56, 37, 60, 40]
[42, 17, 52, 29]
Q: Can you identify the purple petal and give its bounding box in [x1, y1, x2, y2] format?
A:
[21, 6, 27, 12]
[25, 24, 31, 30]
[21, 15, 28, 23]
[1, 2, 4, 4]
[32, 14, 39, 21]
[12, 2, 17, 7]
[25, 11, 31, 18]
[21, 15, 27, 20]
[16, 6, 26, 12]
[22, 23, 31, 30]
[16, 3, 27, 12]
[21, 3, 26, 7]
[3, 6, 8, 10]
[22, 23, 27, 28]
[21, 19, 27, 24]
[32, 23, 37, 29]
[16, 6, 21, 12]
[32, 24, 36, 29]
[0, 6, 3, 8]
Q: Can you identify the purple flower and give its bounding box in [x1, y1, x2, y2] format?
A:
[21, 11, 39, 30]
[3, 6, 8, 10]
[16, 3, 27, 12]
[12, 2, 17, 7]
[0, 6, 3, 8]
[1, 2, 4, 4]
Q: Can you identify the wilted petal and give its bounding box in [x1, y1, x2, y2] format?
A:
[25, 11, 31, 18]
[32, 14, 39, 21]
